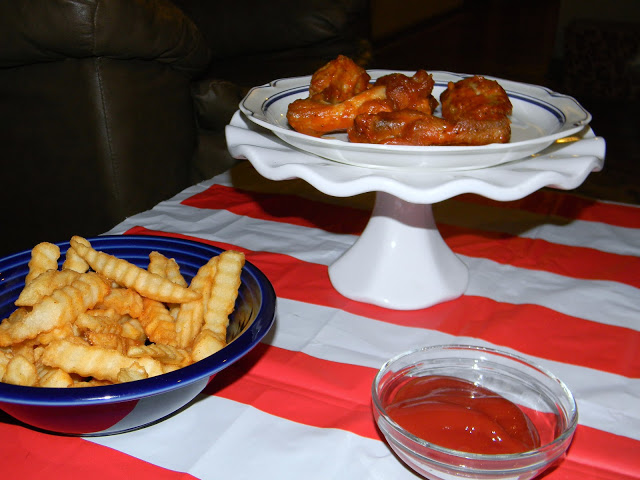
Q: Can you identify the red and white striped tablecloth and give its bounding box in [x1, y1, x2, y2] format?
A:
[4, 161, 639, 479]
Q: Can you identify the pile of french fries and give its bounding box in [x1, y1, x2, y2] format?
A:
[0, 236, 244, 387]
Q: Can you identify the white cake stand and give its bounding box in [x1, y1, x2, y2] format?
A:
[226, 112, 605, 310]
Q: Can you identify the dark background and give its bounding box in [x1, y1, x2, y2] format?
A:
[369, 0, 640, 204]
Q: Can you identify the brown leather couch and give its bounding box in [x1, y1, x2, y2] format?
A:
[0, 0, 370, 257]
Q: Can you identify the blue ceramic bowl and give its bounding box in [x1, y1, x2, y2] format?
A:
[0, 235, 276, 435]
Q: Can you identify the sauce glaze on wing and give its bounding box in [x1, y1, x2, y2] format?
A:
[286, 56, 513, 146]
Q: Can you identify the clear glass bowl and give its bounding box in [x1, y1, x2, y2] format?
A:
[372, 344, 578, 480]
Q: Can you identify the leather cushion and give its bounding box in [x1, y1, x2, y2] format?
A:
[0, 0, 210, 75]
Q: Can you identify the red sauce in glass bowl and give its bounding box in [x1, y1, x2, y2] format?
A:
[384, 375, 541, 454]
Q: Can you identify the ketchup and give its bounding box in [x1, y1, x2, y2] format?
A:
[384, 375, 540, 454]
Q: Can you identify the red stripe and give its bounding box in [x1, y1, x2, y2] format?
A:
[208, 343, 376, 436]
[182, 184, 368, 234]
[181, 185, 640, 288]
[441, 224, 640, 288]
[457, 190, 640, 229]
[0, 419, 196, 480]
[207, 343, 640, 479]
[568, 425, 640, 480]
[125, 228, 640, 379]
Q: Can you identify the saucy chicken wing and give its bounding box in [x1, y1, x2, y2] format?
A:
[440, 75, 512, 122]
[286, 58, 439, 137]
[287, 85, 391, 137]
[286, 56, 513, 146]
[348, 109, 511, 146]
[308, 54, 371, 103]
[348, 75, 512, 146]
[374, 69, 438, 114]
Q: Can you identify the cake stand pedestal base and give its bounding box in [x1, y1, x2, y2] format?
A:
[328, 192, 469, 310]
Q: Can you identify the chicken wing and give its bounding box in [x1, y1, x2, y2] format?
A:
[308, 54, 371, 104]
[440, 75, 512, 122]
[375, 69, 438, 114]
[348, 109, 511, 146]
[287, 85, 391, 137]
[348, 75, 512, 146]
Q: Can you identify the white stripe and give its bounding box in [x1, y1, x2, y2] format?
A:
[270, 298, 640, 441]
[436, 199, 640, 258]
[91, 395, 420, 480]
[106, 202, 640, 332]
[464, 256, 640, 331]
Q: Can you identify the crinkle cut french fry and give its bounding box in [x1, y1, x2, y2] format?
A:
[37, 365, 74, 388]
[119, 317, 147, 343]
[15, 269, 80, 307]
[128, 343, 191, 366]
[75, 312, 123, 335]
[41, 339, 162, 383]
[96, 288, 144, 318]
[2, 354, 38, 386]
[25, 242, 60, 285]
[0, 350, 11, 379]
[191, 329, 226, 362]
[62, 236, 91, 273]
[0, 272, 110, 347]
[70, 236, 200, 304]
[117, 363, 149, 383]
[84, 331, 138, 355]
[191, 251, 244, 362]
[148, 251, 188, 287]
[33, 322, 77, 346]
[139, 298, 178, 346]
[175, 257, 218, 349]
[203, 250, 244, 338]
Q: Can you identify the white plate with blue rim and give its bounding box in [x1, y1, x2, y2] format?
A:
[239, 70, 592, 171]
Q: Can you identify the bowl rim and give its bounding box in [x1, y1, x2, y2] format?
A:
[0, 235, 277, 406]
[371, 344, 579, 461]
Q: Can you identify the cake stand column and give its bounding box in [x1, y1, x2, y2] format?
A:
[328, 191, 469, 310]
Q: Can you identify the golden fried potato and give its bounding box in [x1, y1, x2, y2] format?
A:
[2, 354, 38, 386]
[192, 329, 226, 362]
[62, 236, 91, 273]
[37, 365, 74, 388]
[148, 251, 188, 287]
[191, 251, 244, 361]
[0, 272, 110, 346]
[203, 251, 244, 337]
[70, 236, 200, 304]
[96, 288, 144, 318]
[128, 343, 191, 367]
[175, 256, 218, 348]
[15, 269, 80, 307]
[119, 317, 147, 344]
[117, 363, 149, 383]
[25, 242, 60, 284]
[41, 339, 162, 383]
[139, 298, 178, 346]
